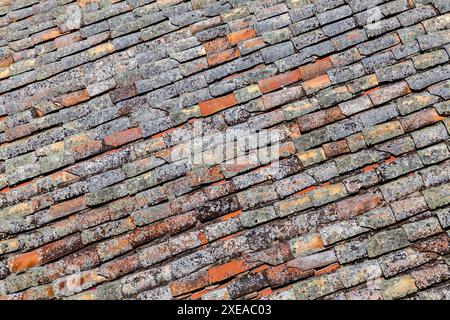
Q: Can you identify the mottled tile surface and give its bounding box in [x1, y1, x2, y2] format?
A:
[0, 0, 449, 300]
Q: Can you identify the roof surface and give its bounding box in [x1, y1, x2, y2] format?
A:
[0, 0, 449, 300]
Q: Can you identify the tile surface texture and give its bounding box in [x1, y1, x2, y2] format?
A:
[0, 0, 449, 300]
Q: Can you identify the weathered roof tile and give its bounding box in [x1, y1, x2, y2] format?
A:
[0, 0, 449, 302]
